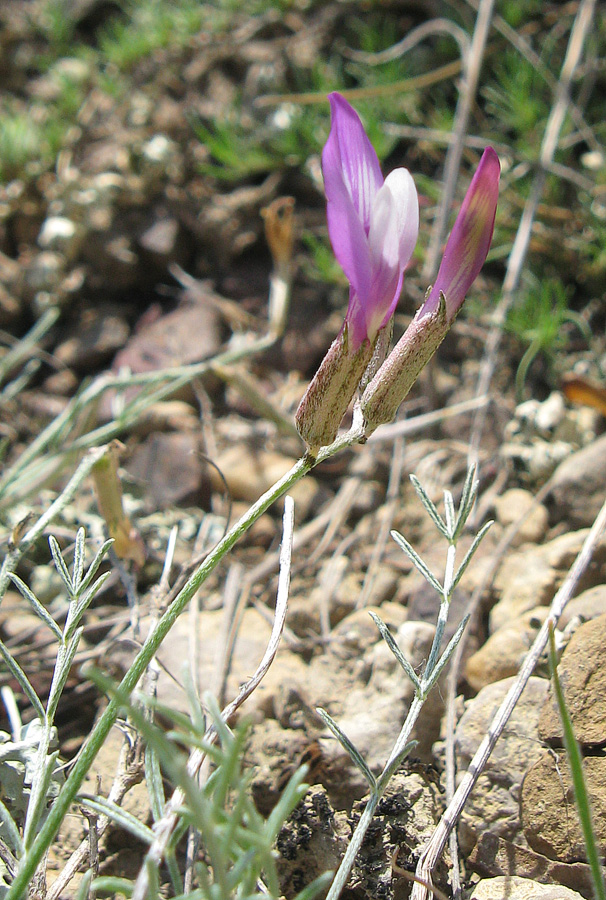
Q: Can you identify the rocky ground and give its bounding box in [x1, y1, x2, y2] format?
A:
[0, 0, 605, 898]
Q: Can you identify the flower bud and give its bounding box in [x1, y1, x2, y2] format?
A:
[295, 326, 373, 455]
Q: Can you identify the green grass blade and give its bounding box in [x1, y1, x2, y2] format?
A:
[548, 625, 606, 900]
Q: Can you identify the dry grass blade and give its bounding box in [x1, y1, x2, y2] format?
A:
[422, 0, 496, 284]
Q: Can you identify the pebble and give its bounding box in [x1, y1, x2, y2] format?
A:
[112, 296, 221, 372]
[470, 876, 584, 899]
[465, 608, 548, 692]
[559, 584, 606, 628]
[126, 431, 208, 510]
[547, 433, 606, 527]
[210, 445, 319, 519]
[38, 216, 82, 260]
[493, 488, 548, 546]
[490, 529, 606, 633]
[469, 832, 602, 897]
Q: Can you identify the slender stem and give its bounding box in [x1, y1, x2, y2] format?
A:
[325, 791, 381, 900]
[383, 694, 424, 775]
[326, 693, 425, 900]
[5, 427, 364, 900]
[423, 543, 455, 683]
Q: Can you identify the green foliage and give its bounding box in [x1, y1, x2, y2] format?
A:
[484, 50, 549, 151]
[0, 114, 42, 181]
[99, 0, 206, 70]
[505, 277, 591, 398]
[301, 232, 346, 286]
[82, 687, 330, 900]
[38, 0, 78, 51]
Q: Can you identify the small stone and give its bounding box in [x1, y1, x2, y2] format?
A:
[139, 217, 179, 254]
[493, 489, 549, 546]
[465, 608, 548, 691]
[490, 529, 606, 633]
[539, 612, 606, 746]
[148, 605, 274, 716]
[142, 134, 176, 163]
[470, 876, 584, 900]
[534, 391, 566, 434]
[112, 296, 221, 373]
[469, 832, 603, 897]
[559, 584, 606, 628]
[38, 216, 82, 260]
[126, 432, 208, 510]
[547, 433, 606, 527]
[522, 749, 606, 862]
[210, 446, 319, 519]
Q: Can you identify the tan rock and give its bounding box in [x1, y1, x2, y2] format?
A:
[470, 875, 584, 899]
[547, 432, 606, 527]
[469, 832, 604, 898]
[559, 584, 606, 628]
[491, 530, 606, 633]
[455, 676, 549, 853]
[494, 488, 549, 546]
[521, 749, 606, 862]
[539, 612, 606, 746]
[465, 608, 548, 691]
[211, 445, 319, 518]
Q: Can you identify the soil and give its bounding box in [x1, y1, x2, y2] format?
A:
[1, 1, 605, 898]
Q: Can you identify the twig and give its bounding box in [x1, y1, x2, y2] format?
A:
[422, 0, 496, 284]
[411, 493, 606, 900]
[254, 60, 463, 107]
[467, 0, 597, 468]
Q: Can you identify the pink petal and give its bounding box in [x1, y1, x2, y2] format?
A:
[424, 147, 500, 318]
[323, 94, 384, 231]
[325, 174, 373, 309]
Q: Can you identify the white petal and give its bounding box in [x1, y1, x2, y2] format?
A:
[368, 181, 400, 271]
[383, 168, 419, 267]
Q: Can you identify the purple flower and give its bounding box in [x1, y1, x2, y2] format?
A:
[422, 147, 500, 319]
[322, 93, 419, 348]
[360, 147, 500, 433]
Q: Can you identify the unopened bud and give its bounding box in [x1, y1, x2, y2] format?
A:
[295, 327, 373, 454]
[360, 295, 449, 435]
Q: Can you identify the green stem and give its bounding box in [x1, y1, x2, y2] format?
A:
[6, 426, 363, 899]
[325, 694, 424, 900]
